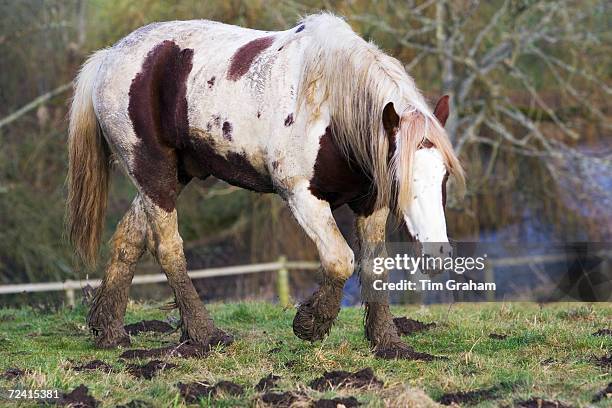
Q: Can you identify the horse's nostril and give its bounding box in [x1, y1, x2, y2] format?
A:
[439, 245, 444, 253]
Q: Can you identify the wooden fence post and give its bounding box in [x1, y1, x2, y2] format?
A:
[276, 256, 290, 307]
[65, 280, 76, 308]
[484, 261, 495, 302]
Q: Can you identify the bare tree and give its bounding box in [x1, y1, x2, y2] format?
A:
[354, 0, 611, 238]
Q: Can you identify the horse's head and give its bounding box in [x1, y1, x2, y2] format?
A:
[384, 95, 464, 270]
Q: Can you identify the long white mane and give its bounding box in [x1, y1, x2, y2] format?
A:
[297, 13, 464, 212]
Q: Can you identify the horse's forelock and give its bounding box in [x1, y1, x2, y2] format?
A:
[392, 110, 465, 214]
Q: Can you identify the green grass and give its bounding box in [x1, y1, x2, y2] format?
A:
[0, 302, 610, 407]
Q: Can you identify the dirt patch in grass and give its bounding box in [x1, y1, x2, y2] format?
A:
[515, 397, 573, 408]
[393, 317, 436, 336]
[56, 384, 99, 407]
[115, 400, 153, 408]
[438, 386, 499, 405]
[374, 346, 437, 361]
[284, 360, 297, 368]
[594, 354, 612, 369]
[124, 320, 174, 335]
[592, 382, 612, 403]
[126, 360, 176, 379]
[489, 333, 508, 340]
[178, 380, 244, 403]
[255, 373, 281, 391]
[120, 342, 210, 359]
[592, 328, 612, 337]
[268, 347, 282, 354]
[313, 396, 360, 408]
[1, 367, 25, 380]
[72, 360, 112, 373]
[310, 368, 383, 391]
[260, 391, 307, 407]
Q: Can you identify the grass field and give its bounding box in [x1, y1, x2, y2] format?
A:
[0, 301, 610, 407]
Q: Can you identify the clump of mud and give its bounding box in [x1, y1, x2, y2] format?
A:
[127, 360, 176, 379]
[592, 382, 612, 403]
[178, 380, 244, 403]
[115, 400, 152, 408]
[1, 367, 25, 380]
[313, 396, 360, 408]
[514, 397, 573, 407]
[489, 333, 508, 340]
[438, 386, 499, 405]
[595, 354, 612, 368]
[72, 360, 113, 373]
[57, 384, 99, 407]
[592, 329, 612, 337]
[309, 368, 383, 391]
[260, 391, 307, 407]
[393, 317, 436, 336]
[120, 342, 210, 359]
[255, 374, 281, 392]
[374, 346, 437, 361]
[124, 320, 174, 336]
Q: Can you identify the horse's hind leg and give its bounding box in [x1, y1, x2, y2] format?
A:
[141, 197, 233, 346]
[87, 196, 147, 348]
[287, 182, 354, 341]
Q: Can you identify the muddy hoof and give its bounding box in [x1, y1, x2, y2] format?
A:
[93, 329, 131, 349]
[292, 300, 335, 342]
[374, 342, 437, 361]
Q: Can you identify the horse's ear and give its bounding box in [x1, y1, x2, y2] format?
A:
[382, 102, 400, 135]
[433, 95, 450, 127]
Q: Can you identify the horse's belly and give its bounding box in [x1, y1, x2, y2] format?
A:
[181, 134, 275, 193]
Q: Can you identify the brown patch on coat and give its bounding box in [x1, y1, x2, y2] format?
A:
[207, 76, 215, 88]
[181, 129, 274, 193]
[227, 36, 275, 81]
[308, 126, 376, 216]
[442, 171, 449, 207]
[284, 113, 294, 127]
[128, 40, 193, 211]
[222, 121, 233, 140]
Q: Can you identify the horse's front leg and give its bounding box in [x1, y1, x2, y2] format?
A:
[287, 182, 354, 341]
[356, 208, 428, 359]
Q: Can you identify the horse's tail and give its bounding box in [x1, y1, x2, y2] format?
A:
[66, 49, 109, 268]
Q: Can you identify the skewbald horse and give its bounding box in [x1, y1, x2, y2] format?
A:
[67, 13, 464, 357]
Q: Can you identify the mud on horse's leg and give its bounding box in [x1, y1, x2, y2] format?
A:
[288, 182, 354, 341]
[141, 197, 233, 347]
[88, 196, 147, 348]
[356, 208, 424, 358]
